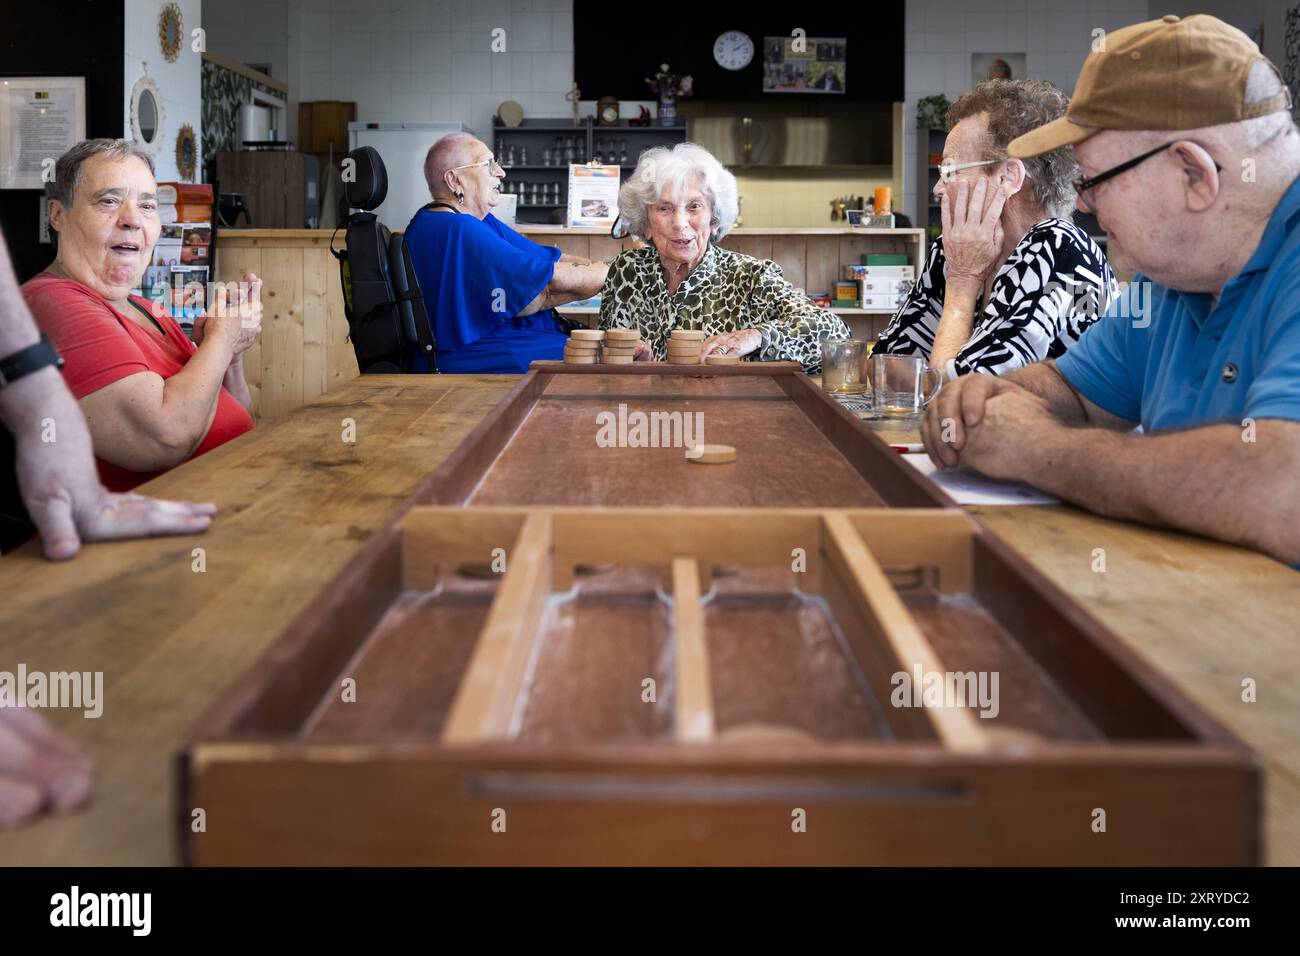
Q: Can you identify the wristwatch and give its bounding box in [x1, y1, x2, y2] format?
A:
[0, 336, 64, 389]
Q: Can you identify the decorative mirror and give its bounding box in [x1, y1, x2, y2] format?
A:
[175, 124, 196, 181]
[159, 2, 183, 63]
[129, 75, 165, 155]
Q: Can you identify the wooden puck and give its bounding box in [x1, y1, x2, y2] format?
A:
[564, 342, 599, 353]
[685, 443, 736, 464]
[718, 723, 816, 745]
[569, 329, 604, 341]
[669, 329, 705, 341]
[665, 356, 701, 364]
[603, 354, 636, 364]
[666, 346, 701, 356]
[605, 328, 640, 341]
[563, 355, 598, 364]
[704, 353, 740, 365]
[602, 344, 639, 353]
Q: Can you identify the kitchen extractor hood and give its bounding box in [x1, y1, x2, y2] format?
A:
[681, 102, 895, 167]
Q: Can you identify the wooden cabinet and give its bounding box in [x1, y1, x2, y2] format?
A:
[298, 100, 356, 156]
[215, 152, 307, 229]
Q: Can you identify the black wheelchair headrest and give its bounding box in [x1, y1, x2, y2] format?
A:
[345, 146, 388, 210]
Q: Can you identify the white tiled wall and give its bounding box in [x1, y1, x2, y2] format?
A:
[125, 0, 204, 182]
[206, 0, 576, 147]
[902, 0, 1151, 221]
[201, 0, 290, 81]
[202, 0, 1164, 217]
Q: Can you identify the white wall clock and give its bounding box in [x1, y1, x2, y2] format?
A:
[713, 30, 754, 71]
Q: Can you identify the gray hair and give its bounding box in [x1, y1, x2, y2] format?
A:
[948, 80, 1078, 219]
[45, 138, 156, 209]
[618, 143, 739, 242]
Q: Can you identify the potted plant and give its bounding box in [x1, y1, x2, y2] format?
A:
[646, 64, 693, 127]
[916, 94, 951, 130]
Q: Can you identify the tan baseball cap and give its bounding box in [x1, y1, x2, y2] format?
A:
[1009, 14, 1292, 158]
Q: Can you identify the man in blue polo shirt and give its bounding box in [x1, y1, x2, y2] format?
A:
[920, 14, 1300, 566]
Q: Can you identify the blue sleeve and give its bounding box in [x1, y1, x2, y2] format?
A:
[406, 211, 559, 350]
[485, 215, 563, 261]
[1053, 280, 1149, 423]
[1244, 274, 1300, 422]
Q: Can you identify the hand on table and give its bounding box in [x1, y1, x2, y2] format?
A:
[0, 708, 93, 827]
[941, 177, 1009, 284]
[701, 328, 761, 359]
[920, 373, 1051, 471]
[12, 378, 216, 560]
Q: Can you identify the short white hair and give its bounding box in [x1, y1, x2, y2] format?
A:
[617, 143, 739, 241]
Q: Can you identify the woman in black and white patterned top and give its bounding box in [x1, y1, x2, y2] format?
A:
[875, 80, 1116, 378]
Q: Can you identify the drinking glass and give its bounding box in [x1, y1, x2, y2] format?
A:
[820, 340, 868, 394]
[870, 354, 943, 417]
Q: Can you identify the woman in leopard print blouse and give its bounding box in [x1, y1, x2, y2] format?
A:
[598, 144, 848, 372]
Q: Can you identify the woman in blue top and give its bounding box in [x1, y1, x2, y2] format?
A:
[404, 133, 609, 373]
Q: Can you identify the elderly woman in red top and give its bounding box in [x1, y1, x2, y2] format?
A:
[21, 139, 260, 491]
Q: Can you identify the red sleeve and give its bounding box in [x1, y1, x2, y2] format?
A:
[24, 281, 153, 399]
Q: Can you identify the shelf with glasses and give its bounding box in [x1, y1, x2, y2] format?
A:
[494, 116, 688, 224]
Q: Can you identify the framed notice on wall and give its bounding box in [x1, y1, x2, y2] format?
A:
[567, 163, 620, 229]
[0, 76, 87, 190]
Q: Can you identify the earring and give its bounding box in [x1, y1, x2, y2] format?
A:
[457, 193, 465, 206]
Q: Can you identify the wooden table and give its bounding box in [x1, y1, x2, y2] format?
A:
[1, 374, 1296, 865]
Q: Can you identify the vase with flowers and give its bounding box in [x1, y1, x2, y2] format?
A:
[646, 63, 692, 127]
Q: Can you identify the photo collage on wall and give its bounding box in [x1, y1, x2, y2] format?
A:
[762, 37, 847, 93]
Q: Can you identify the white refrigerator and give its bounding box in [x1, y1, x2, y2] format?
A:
[347, 122, 475, 228]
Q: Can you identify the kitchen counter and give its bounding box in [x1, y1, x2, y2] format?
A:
[214, 226, 923, 420]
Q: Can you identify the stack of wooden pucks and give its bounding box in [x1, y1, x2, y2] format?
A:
[601, 328, 641, 364]
[564, 328, 603, 364]
[665, 328, 705, 364]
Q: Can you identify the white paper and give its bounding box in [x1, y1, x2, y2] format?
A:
[903, 454, 1058, 506]
[0, 78, 86, 190]
[567, 163, 619, 228]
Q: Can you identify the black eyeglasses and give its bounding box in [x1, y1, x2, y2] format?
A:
[1074, 140, 1223, 199]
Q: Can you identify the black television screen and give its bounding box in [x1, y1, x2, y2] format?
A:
[573, 8, 904, 103]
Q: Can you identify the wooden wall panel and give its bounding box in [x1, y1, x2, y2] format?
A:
[217, 246, 265, 420]
[771, 237, 807, 292]
[805, 237, 840, 297]
[258, 248, 305, 420]
[588, 236, 625, 262]
[301, 248, 330, 404]
[550, 236, 591, 259]
[324, 248, 358, 391]
[720, 235, 773, 263]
